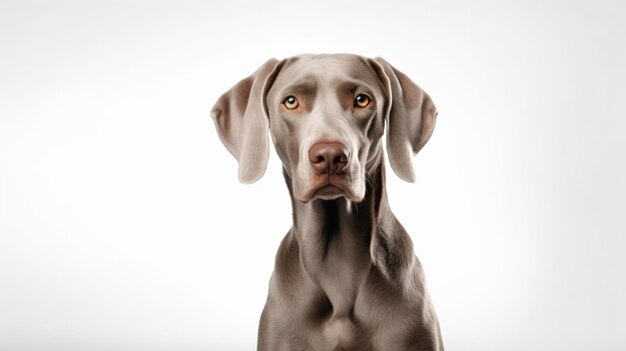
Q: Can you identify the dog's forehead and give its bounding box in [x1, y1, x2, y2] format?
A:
[276, 54, 377, 86]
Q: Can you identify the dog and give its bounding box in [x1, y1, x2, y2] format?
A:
[211, 54, 443, 351]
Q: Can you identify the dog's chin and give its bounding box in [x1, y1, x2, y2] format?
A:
[296, 176, 364, 204]
[312, 184, 346, 201]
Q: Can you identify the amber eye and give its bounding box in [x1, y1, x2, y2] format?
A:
[354, 94, 371, 108]
[283, 95, 299, 110]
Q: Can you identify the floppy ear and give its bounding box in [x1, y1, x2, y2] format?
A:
[371, 57, 438, 183]
[211, 59, 282, 183]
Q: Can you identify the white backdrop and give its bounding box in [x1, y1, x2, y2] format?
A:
[1, 1, 625, 350]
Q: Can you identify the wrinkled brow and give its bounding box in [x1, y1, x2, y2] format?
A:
[278, 78, 317, 98]
[335, 79, 377, 94]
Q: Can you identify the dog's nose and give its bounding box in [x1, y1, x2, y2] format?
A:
[308, 142, 350, 174]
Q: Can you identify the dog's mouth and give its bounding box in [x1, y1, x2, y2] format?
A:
[313, 184, 344, 200]
[297, 174, 363, 203]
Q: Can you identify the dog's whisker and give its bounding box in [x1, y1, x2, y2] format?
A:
[365, 173, 373, 189]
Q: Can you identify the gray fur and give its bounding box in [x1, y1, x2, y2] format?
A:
[212, 54, 443, 350]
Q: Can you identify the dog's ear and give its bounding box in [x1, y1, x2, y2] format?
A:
[370, 57, 438, 183]
[211, 59, 283, 184]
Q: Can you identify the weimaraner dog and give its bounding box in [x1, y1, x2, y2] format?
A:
[211, 54, 443, 350]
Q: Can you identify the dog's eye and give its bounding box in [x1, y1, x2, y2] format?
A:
[354, 94, 371, 108]
[283, 95, 299, 110]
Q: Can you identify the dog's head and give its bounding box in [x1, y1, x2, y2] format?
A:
[211, 54, 437, 203]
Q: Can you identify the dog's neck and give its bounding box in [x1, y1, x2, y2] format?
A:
[283, 154, 414, 316]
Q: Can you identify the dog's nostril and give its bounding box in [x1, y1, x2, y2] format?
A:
[308, 142, 350, 174]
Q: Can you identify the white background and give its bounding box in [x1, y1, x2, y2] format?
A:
[1, 1, 625, 350]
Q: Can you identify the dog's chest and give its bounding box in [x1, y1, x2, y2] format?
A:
[320, 316, 359, 349]
[314, 235, 370, 315]
[310, 241, 375, 349]
[314, 311, 397, 351]
[313, 308, 401, 351]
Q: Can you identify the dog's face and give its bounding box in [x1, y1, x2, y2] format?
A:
[266, 55, 386, 203]
[211, 54, 437, 202]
